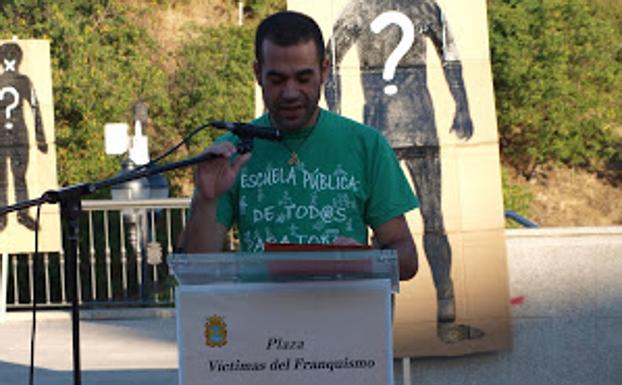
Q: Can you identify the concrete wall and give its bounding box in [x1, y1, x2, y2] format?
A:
[395, 227, 622, 385]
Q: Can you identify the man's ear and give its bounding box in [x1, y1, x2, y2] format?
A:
[253, 61, 262, 86]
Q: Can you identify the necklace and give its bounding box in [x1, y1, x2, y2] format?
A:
[281, 122, 317, 166]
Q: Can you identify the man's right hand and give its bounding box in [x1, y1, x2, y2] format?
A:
[178, 141, 251, 253]
[195, 141, 251, 202]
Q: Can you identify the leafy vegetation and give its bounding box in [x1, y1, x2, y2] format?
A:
[0, 0, 618, 219]
[0, 1, 173, 189]
[501, 166, 534, 227]
[170, 25, 256, 155]
[488, 0, 622, 178]
[237, 0, 286, 21]
[0, 0, 287, 195]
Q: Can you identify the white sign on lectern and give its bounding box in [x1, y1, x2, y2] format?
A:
[169, 250, 399, 385]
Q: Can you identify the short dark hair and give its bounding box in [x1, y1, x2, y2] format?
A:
[255, 11, 325, 65]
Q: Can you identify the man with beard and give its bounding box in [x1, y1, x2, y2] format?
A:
[179, 11, 419, 281]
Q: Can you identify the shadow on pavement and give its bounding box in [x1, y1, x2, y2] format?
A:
[0, 361, 178, 385]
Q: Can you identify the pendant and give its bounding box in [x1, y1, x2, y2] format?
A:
[288, 152, 299, 166]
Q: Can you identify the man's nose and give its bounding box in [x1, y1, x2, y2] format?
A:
[282, 80, 300, 99]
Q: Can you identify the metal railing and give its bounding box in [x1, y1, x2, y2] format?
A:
[6, 198, 191, 309]
[504, 210, 539, 228]
[5, 203, 539, 309]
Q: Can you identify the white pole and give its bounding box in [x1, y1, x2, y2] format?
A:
[1, 253, 8, 321]
[402, 357, 412, 385]
[238, 1, 244, 26]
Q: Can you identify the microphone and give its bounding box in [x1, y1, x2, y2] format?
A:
[211, 121, 282, 141]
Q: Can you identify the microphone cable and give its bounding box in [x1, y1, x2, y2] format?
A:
[135, 119, 276, 173]
[23, 119, 220, 385]
[138, 122, 213, 171]
[29, 203, 43, 385]
[23, 119, 261, 384]
[22, 120, 222, 384]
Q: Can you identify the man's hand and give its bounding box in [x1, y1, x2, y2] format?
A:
[177, 141, 250, 253]
[373, 216, 418, 280]
[195, 142, 251, 202]
[450, 108, 473, 140]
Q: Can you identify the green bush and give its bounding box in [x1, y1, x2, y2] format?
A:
[235, 0, 286, 21]
[501, 166, 534, 227]
[170, 25, 256, 154]
[489, 0, 622, 178]
[0, 1, 282, 195]
[2, 0, 618, 197]
[0, 0, 173, 190]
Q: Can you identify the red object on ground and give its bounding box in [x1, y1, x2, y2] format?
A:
[510, 296, 525, 306]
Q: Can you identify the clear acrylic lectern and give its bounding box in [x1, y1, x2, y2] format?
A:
[169, 250, 399, 385]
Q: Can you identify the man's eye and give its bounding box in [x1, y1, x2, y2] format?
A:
[269, 77, 284, 85]
[298, 76, 311, 83]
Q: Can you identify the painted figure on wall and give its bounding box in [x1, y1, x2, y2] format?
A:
[325, 0, 482, 343]
[0, 42, 47, 232]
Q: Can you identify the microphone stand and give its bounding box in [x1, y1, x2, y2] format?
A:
[0, 144, 248, 385]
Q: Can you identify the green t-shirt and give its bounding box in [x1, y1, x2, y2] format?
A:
[216, 109, 419, 252]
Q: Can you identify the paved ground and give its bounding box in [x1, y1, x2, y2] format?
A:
[1, 309, 419, 385]
[1, 228, 621, 385]
[0, 310, 179, 385]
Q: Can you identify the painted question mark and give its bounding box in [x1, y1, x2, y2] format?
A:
[371, 11, 415, 96]
[0, 86, 19, 129]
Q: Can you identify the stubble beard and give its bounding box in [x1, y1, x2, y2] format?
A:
[266, 89, 321, 132]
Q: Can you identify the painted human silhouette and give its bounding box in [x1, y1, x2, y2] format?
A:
[325, 0, 482, 343]
[0, 42, 48, 231]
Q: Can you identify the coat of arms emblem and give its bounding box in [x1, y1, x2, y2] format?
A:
[204, 315, 227, 347]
